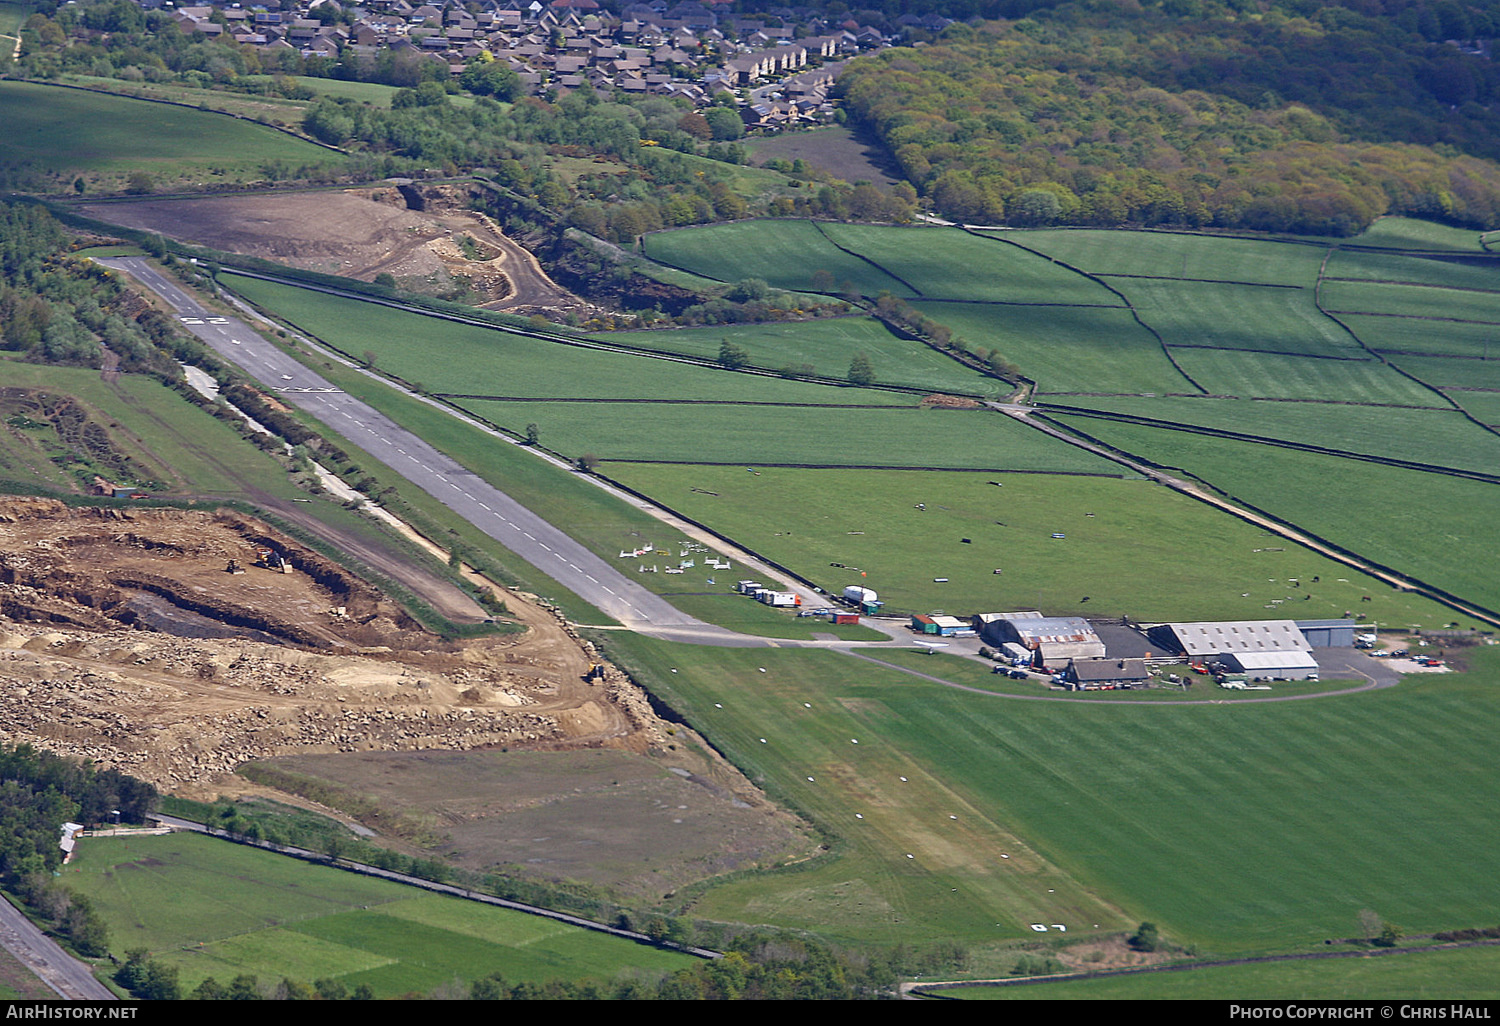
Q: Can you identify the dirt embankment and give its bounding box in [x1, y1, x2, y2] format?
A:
[0, 498, 682, 795]
[77, 186, 595, 318]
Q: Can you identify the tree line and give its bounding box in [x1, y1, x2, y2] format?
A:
[838, 0, 1500, 233]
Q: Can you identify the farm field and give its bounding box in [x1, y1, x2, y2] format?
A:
[643, 220, 913, 296]
[938, 945, 1500, 1000]
[908, 301, 1193, 395]
[600, 465, 1462, 626]
[0, 81, 345, 192]
[1442, 390, 1500, 425]
[1338, 314, 1500, 359]
[226, 275, 903, 405]
[65, 832, 695, 996]
[610, 636, 1500, 956]
[0, 0, 29, 36]
[816, 223, 1123, 305]
[455, 398, 1127, 472]
[1044, 396, 1500, 477]
[743, 125, 901, 188]
[1003, 229, 1326, 285]
[1114, 279, 1363, 358]
[1051, 417, 1500, 617]
[1166, 347, 1445, 404]
[1347, 217, 1488, 252]
[588, 318, 995, 396]
[1324, 248, 1500, 292]
[1322, 280, 1500, 323]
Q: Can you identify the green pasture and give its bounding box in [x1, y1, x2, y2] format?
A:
[642, 220, 913, 296]
[1323, 248, 1500, 292]
[1340, 313, 1500, 358]
[0, 81, 344, 191]
[454, 399, 1123, 473]
[1052, 417, 1500, 618]
[1444, 390, 1500, 424]
[1167, 348, 1446, 405]
[0, 359, 304, 499]
[1322, 280, 1500, 324]
[1348, 217, 1487, 252]
[600, 465, 1460, 625]
[616, 636, 1500, 956]
[1046, 395, 1500, 477]
[1370, 351, 1500, 392]
[1009, 229, 1325, 286]
[64, 833, 693, 996]
[226, 275, 897, 405]
[590, 318, 994, 396]
[938, 945, 1500, 999]
[909, 301, 1194, 395]
[817, 223, 1122, 305]
[0, 0, 31, 37]
[1116, 279, 1363, 358]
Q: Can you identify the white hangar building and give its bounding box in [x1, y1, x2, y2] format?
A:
[1153, 620, 1320, 680]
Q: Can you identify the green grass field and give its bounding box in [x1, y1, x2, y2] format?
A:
[1117, 279, 1364, 358]
[1348, 217, 1488, 252]
[0, 359, 307, 499]
[454, 399, 1128, 472]
[609, 636, 1500, 958]
[0, 0, 31, 37]
[1008, 229, 1326, 285]
[1339, 314, 1500, 359]
[643, 220, 914, 296]
[1167, 348, 1446, 404]
[227, 275, 905, 405]
[1052, 416, 1500, 616]
[600, 465, 1463, 625]
[589, 318, 994, 396]
[908, 301, 1195, 395]
[65, 833, 695, 996]
[1046, 396, 1500, 476]
[0, 80, 345, 192]
[1322, 280, 1500, 324]
[936, 945, 1500, 999]
[1324, 249, 1500, 292]
[817, 223, 1124, 305]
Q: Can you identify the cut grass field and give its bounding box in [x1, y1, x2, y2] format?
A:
[908, 301, 1194, 395]
[1045, 395, 1500, 477]
[454, 398, 1128, 472]
[643, 219, 914, 296]
[588, 317, 994, 396]
[1340, 313, 1500, 359]
[599, 465, 1462, 626]
[65, 833, 695, 996]
[1167, 347, 1446, 405]
[1109, 277, 1361, 358]
[938, 945, 1500, 999]
[1322, 280, 1500, 323]
[816, 223, 1123, 305]
[1052, 416, 1500, 618]
[1007, 229, 1326, 286]
[0, 80, 345, 192]
[226, 274, 902, 405]
[0, 0, 30, 37]
[1348, 217, 1488, 252]
[608, 636, 1500, 957]
[1324, 248, 1500, 292]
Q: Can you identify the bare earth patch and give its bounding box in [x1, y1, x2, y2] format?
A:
[77, 187, 595, 317]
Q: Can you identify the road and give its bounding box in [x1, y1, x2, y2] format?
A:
[0, 895, 114, 1000]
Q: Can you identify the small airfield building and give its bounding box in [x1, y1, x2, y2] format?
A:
[976, 613, 1105, 668]
[1063, 658, 1150, 690]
